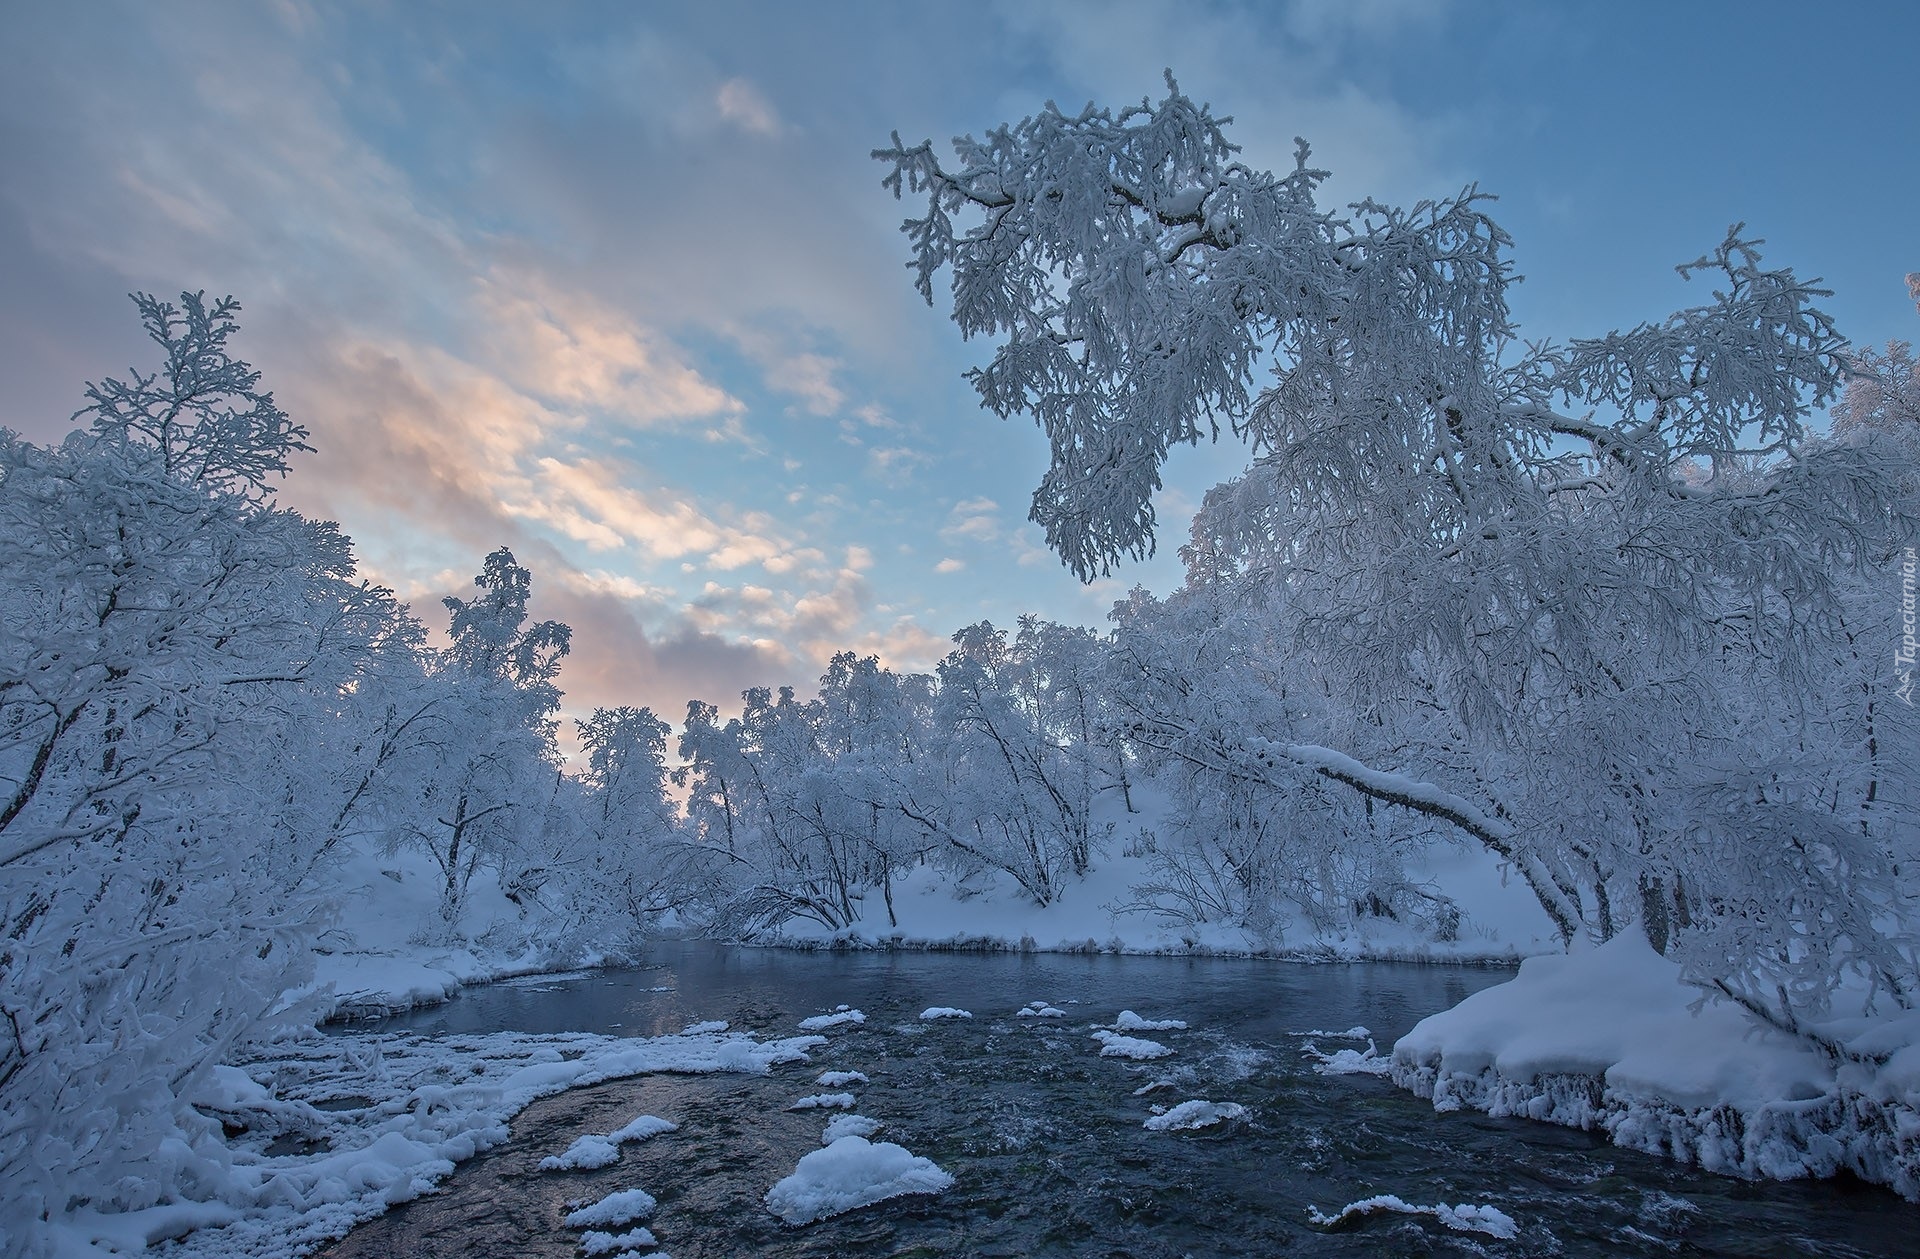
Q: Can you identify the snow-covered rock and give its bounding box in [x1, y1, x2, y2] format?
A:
[541, 1135, 623, 1172]
[798, 1008, 867, 1031]
[578, 1224, 658, 1254]
[564, 1188, 658, 1229]
[1307, 1194, 1517, 1239]
[1115, 1010, 1186, 1032]
[540, 1115, 677, 1171]
[1143, 1100, 1247, 1131]
[1090, 1030, 1172, 1060]
[1304, 1039, 1393, 1077]
[764, 1135, 953, 1224]
[919, 1006, 973, 1020]
[816, 1070, 868, 1086]
[821, 1114, 883, 1143]
[788, 1092, 857, 1111]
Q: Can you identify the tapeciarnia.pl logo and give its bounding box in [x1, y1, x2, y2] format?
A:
[1898, 545, 1916, 706]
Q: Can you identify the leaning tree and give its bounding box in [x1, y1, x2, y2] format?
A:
[877, 77, 1918, 1041]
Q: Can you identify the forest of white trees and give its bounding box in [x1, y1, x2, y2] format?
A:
[3, 80, 1917, 1249]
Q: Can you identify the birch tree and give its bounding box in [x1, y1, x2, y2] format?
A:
[878, 79, 1918, 1034]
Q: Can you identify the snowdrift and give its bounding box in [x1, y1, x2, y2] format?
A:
[1390, 933, 1920, 1199]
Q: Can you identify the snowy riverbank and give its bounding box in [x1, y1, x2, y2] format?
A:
[305, 837, 1561, 1022]
[299, 846, 627, 1022]
[757, 841, 1560, 963]
[46, 1026, 826, 1259]
[1390, 932, 1920, 1201]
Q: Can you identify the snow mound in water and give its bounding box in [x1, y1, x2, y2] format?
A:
[540, 1115, 677, 1171]
[1297, 1026, 1371, 1039]
[1305, 1039, 1393, 1076]
[822, 1113, 882, 1143]
[788, 1092, 857, 1110]
[764, 1135, 954, 1224]
[564, 1187, 658, 1228]
[1143, 1100, 1247, 1131]
[1017, 1001, 1066, 1018]
[920, 1006, 973, 1020]
[609, 1115, 677, 1142]
[1091, 1030, 1172, 1060]
[541, 1134, 622, 1171]
[1115, 1010, 1187, 1032]
[579, 1224, 658, 1254]
[1308, 1194, 1517, 1239]
[817, 1070, 868, 1086]
[798, 1008, 867, 1031]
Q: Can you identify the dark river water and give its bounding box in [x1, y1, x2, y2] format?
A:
[321, 944, 1914, 1258]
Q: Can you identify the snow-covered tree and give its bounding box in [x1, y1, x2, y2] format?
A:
[0, 294, 404, 1249]
[569, 704, 712, 938]
[917, 622, 1109, 904]
[403, 547, 571, 937]
[674, 660, 937, 935]
[879, 80, 1918, 1034]
[1108, 584, 1456, 945]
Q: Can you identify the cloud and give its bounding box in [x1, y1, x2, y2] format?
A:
[689, 563, 875, 671]
[938, 494, 1062, 569]
[473, 269, 743, 424]
[935, 557, 965, 574]
[726, 320, 847, 416]
[1283, 0, 1450, 45]
[941, 497, 1003, 542]
[534, 556, 794, 719]
[847, 616, 954, 674]
[868, 445, 931, 483]
[0, 1, 1243, 724]
[716, 76, 783, 136]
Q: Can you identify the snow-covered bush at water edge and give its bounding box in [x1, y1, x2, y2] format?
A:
[1392, 933, 1920, 1198]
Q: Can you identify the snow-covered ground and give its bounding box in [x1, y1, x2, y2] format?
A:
[42, 1026, 822, 1259]
[293, 845, 621, 1022]
[1391, 931, 1920, 1199]
[761, 839, 1560, 962]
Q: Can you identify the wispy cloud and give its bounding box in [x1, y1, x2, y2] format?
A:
[474, 269, 742, 424]
[716, 77, 783, 136]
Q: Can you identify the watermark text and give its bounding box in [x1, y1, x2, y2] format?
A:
[1899, 545, 1916, 705]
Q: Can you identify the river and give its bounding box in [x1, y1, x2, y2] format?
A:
[318, 944, 1913, 1257]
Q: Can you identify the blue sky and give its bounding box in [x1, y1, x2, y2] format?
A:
[3, 0, 1915, 721]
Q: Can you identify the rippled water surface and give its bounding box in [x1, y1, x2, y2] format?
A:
[320, 945, 1914, 1257]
